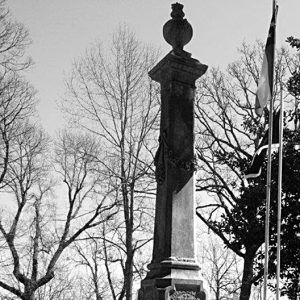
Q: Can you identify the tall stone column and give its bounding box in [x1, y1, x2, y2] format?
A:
[139, 3, 208, 300]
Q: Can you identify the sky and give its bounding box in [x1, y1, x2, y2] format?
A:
[6, 0, 300, 135]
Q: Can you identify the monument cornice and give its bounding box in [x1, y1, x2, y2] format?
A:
[149, 52, 208, 85]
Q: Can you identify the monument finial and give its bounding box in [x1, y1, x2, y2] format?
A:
[170, 3, 184, 19]
[163, 3, 193, 57]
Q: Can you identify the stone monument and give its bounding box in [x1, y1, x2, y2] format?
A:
[138, 3, 208, 300]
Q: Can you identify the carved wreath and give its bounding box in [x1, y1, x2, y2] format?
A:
[154, 131, 196, 185]
[170, 290, 200, 300]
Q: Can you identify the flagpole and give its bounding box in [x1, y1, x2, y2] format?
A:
[263, 2, 277, 299]
[263, 86, 274, 300]
[276, 81, 284, 300]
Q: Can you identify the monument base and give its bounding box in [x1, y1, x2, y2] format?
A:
[138, 265, 207, 300]
[138, 279, 206, 300]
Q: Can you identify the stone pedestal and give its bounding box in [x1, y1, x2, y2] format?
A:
[138, 4, 208, 300]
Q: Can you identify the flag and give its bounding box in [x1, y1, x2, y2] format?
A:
[245, 109, 280, 179]
[255, 1, 278, 117]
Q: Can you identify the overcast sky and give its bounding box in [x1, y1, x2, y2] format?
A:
[6, 0, 300, 135]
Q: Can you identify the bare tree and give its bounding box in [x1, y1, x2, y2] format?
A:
[34, 259, 79, 300]
[0, 130, 118, 300]
[200, 236, 241, 300]
[71, 234, 109, 300]
[63, 26, 160, 300]
[0, 0, 35, 190]
[0, 0, 32, 72]
[0, 1, 119, 298]
[0, 123, 52, 299]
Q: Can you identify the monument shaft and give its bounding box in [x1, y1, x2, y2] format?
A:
[149, 54, 207, 273]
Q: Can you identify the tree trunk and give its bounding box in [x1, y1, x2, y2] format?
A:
[23, 296, 35, 300]
[123, 189, 134, 300]
[124, 250, 134, 300]
[120, 156, 134, 300]
[239, 253, 255, 300]
[22, 289, 35, 300]
[216, 287, 220, 300]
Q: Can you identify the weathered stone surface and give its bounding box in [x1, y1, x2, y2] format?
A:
[169, 290, 203, 300]
[139, 279, 206, 300]
[146, 52, 207, 280]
